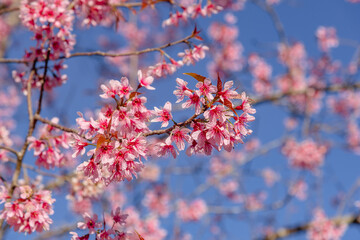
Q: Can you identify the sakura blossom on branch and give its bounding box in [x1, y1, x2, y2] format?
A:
[71, 73, 255, 185]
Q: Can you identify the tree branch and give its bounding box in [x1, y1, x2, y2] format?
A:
[260, 214, 360, 240]
[0, 145, 18, 157]
[0, 32, 195, 63]
[252, 82, 360, 106]
[34, 114, 91, 140]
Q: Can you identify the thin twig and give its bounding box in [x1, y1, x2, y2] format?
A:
[67, 32, 194, 59]
[251, 0, 288, 46]
[260, 214, 360, 240]
[0, 32, 195, 64]
[0, 145, 18, 157]
[252, 82, 360, 106]
[0, 7, 19, 15]
[144, 107, 205, 137]
[7, 158, 62, 178]
[34, 114, 90, 141]
[34, 224, 77, 240]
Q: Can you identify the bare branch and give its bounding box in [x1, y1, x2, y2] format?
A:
[0, 145, 18, 157]
[252, 82, 360, 106]
[0, 32, 195, 64]
[144, 107, 205, 137]
[251, 0, 288, 46]
[0, 7, 19, 15]
[67, 32, 194, 59]
[260, 214, 360, 240]
[34, 224, 77, 240]
[34, 114, 90, 140]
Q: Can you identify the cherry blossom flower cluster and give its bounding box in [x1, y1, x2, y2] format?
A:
[218, 179, 242, 202]
[328, 91, 360, 118]
[73, 77, 149, 185]
[143, 186, 171, 217]
[162, 3, 223, 27]
[72, 74, 255, 185]
[244, 192, 266, 211]
[74, 0, 122, 26]
[316, 26, 339, 52]
[107, 43, 208, 80]
[124, 207, 167, 240]
[248, 53, 273, 95]
[71, 207, 131, 240]
[261, 168, 280, 187]
[176, 198, 208, 222]
[145, 44, 209, 79]
[28, 118, 72, 169]
[0, 180, 55, 234]
[15, 0, 75, 91]
[207, 19, 244, 77]
[307, 208, 347, 240]
[282, 138, 327, 171]
[66, 172, 105, 215]
[289, 179, 307, 200]
[277, 42, 325, 114]
[161, 77, 255, 156]
[346, 121, 360, 154]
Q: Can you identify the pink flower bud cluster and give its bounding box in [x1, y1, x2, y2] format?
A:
[162, 3, 223, 27]
[176, 198, 208, 222]
[316, 26, 339, 52]
[73, 75, 255, 185]
[17, 0, 75, 90]
[282, 138, 327, 171]
[307, 208, 347, 240]
[28, 118, 71, 169]
[0, 183, 55, 234]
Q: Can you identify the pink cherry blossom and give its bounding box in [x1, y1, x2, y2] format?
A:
[152, 101, 173, 128]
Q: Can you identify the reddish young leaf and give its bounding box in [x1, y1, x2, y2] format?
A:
[96, 135, 107, 150]
[129, 91, 142, 99]
[134, 230, 145, 240]
[217, 73, 223, 92]
[183, 73, 206, 82]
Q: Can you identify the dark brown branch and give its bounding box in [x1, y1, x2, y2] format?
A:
[260, 214, 360, 240]
[0, 7, 19, 15]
